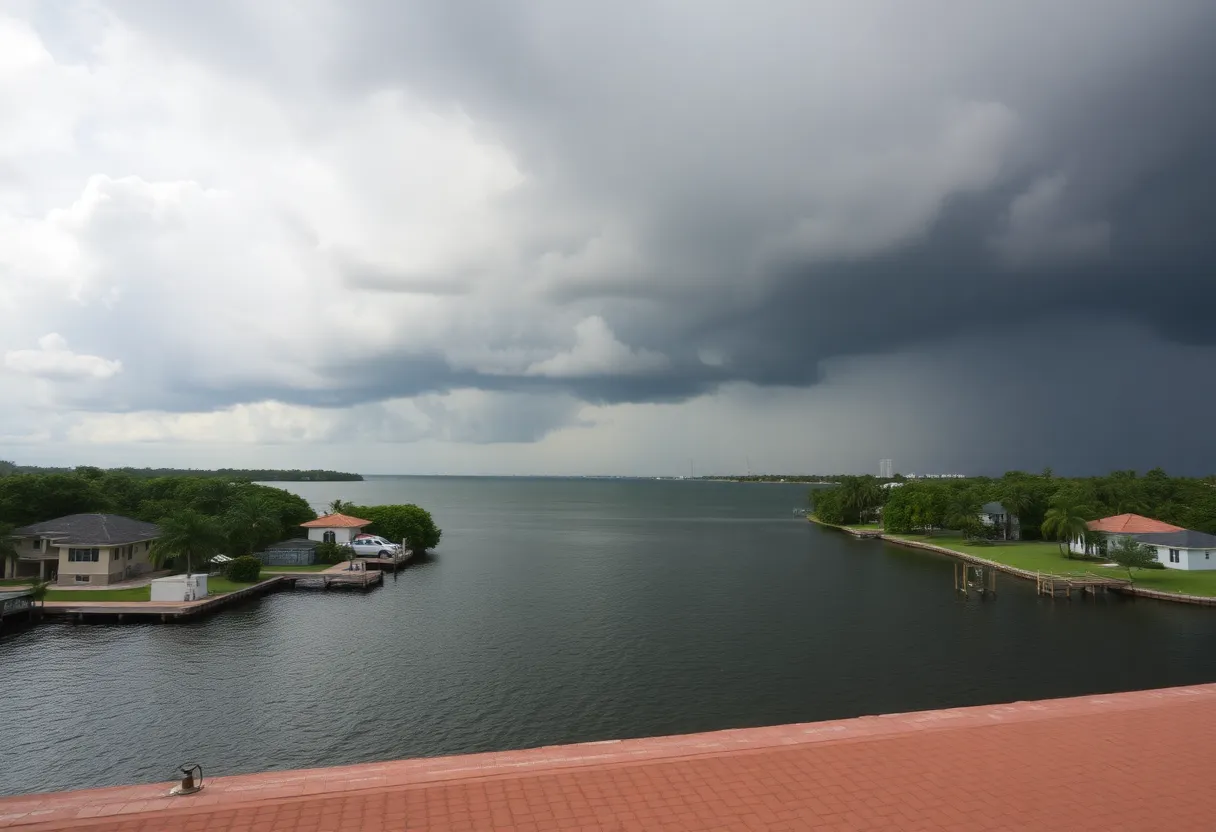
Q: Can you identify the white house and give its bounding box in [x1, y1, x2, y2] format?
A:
[978, 502, 1020, 540]
[300, 513, 371, 544]
[1131, 530, 1216, 571]
[1069, 514, 1184, 557]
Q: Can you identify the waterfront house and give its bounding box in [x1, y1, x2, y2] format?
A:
[978, 502, 1020, 540]
[1124, 530, 1216, 571]
[1069, 513, 1184, 558]
[300, 513, 371, 545]
[7, 514, 160, 586]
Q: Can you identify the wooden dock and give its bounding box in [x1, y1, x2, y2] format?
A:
[282, 569, 384, 590]
[1036, 572, 1131, 599]
[358, 549, 415, 571]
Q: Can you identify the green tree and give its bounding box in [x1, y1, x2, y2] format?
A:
[945, 492, 981, 532]
[809, 487, 847, 525]
[149, 509, 225, 577]
[1108, 536, 1159, 581]
[1041, 499, 1091, 559]
[0, 473, 110, 526]
[346, 504, 442, 552]
[999, 483, 1035, 540]
[27, 579, 50, 618]
[224, 494, 280, 555]
[328, 499, 354, 515]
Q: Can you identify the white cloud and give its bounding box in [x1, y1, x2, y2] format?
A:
[4, 333, 123, 380]
[525, 317, 668, 377]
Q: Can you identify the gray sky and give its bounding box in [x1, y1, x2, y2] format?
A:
[2, 1, 1215, 476]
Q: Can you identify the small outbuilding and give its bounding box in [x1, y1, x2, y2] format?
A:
[300, 513, 372, 545]
[150, 574, 208, 602]
[260, 538, 321, 566]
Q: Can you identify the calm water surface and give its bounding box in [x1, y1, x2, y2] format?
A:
[2, 476, 1215, 796]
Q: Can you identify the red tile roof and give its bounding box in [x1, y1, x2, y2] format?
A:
[299, 513, 371, 529]
[3, 683, 1216, 831]
[1087, 513, 1185, 534]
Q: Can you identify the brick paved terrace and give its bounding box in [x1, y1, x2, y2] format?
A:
[3, 684, 1215, 831]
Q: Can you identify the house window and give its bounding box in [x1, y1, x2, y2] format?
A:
[323, 530, 336, 544]
[67, 547, 100, 562]
[1169, 549, 1180, 563]
[145, 541, 150, 551]
[30, 538, 40, 550]
[74, 574, 90, 583]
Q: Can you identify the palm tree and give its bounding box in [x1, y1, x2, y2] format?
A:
[328, 499, 352, 515]
[149, 509, 226, 577]
[1000, 484, 1035, 541]
[1041, 499, 1091, 559]
[839, 476, 883, 524]
[0, 523, 18, 580]
[224, 494, 280, 555]
[27, 579, 50, 619]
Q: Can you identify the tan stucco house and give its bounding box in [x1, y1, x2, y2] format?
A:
[7, 514, 161, 586]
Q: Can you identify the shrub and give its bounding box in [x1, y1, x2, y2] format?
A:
[314, 541, 351, 564]
[1142, 561, 1166, 570]
[224, 555, 262, 583]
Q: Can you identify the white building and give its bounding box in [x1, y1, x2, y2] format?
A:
[300, 513, 372, 544]
[1069, 514, 1183, 558]
[978, 502, 1020, 540]
[1069, 514, 1216, 570]
[1132, 530, 1216, 571]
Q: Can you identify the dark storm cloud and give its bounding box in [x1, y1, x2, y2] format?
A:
[49, 1, 1216, 417]
[318, 0, 1216, 393]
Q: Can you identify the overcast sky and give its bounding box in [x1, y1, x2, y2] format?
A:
[2, 1, 1215, 477]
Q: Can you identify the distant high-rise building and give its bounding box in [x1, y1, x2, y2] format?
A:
[878, 458, 893, 478]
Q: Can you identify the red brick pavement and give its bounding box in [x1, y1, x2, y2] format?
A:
[4, 684, 1215, 831]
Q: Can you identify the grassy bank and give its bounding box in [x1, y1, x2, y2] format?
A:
[44, 586, 152, 602]
[42, 576, 263, 603]
[887, 532, 1216, 597]
[261, 564, 331, 572]
[807, 516, 882, 531]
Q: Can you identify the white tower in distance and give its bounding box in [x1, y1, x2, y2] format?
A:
[878, 459, 893, 478]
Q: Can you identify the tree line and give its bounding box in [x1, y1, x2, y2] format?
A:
[0, 469, 443, 577]
[811, 468, 1216, 539]
[0, 461, 362, 482]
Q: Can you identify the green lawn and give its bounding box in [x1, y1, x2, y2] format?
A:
[44, 586, 151, 602]
[205, 577, 262, 595]
[846, 523, 884, 531]
[887, 533, 1216, 597]
[0, 578, 34, 587]
[260, 564, 331, 572]
[42, 575, 266, 602]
